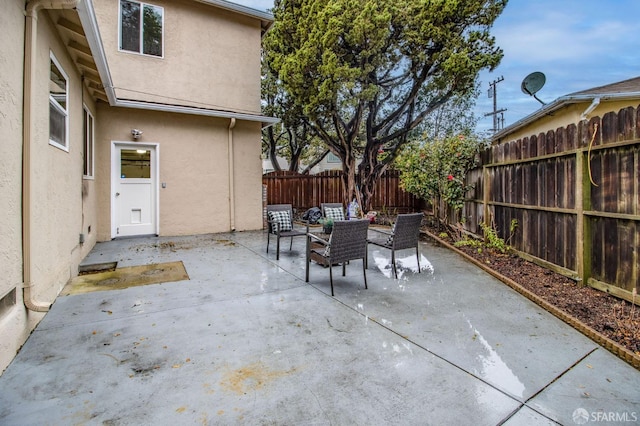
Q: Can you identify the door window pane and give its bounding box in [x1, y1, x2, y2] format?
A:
[121, 149, 151, 178]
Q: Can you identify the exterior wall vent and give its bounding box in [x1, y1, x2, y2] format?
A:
[0, 288, 17, 319]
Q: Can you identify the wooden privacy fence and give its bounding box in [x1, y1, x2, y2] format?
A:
[262, 169, 423, 214]
[462, 105, 640, 303]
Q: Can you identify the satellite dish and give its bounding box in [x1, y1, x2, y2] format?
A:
[521, 72, 547, 105]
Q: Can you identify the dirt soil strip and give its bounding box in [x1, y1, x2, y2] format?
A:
[423, 230, 640, 371]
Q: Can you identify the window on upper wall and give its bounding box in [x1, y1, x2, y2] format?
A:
[119, 0, 164, 57]
[83, 106, 94, 178]
[49, 52, 68, 151]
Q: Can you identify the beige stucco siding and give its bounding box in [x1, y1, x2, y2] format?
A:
[81, 88, 99, 251]
[0, 0, 28, 374]
[1, 5, 100, 373]
[95, 107, 263, 240]
[0, 0, 25, 300]
[231, 121, 264, 231]
[92, 0, 262, 114]
[29, 12, 97, 300]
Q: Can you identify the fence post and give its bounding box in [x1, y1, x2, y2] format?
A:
[576, 133, 593, 286]
[483, 165, 490, 230]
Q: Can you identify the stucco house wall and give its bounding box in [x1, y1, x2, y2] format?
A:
[0, 0, 273, 374]
[92, 0, 262, 113]
[95, 106, 263, 240]
[31, 11, 96, 302]
[0, 2, 99, 372]
[0, 0, 30, 373]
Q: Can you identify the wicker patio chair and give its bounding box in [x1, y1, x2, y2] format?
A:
[305, 219, 369, 296]
[266, 204, 308, 260]
[368, 212, 423, 279]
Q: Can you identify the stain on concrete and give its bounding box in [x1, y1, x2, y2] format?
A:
[219, 362, 297, 395]
[61, 261, 189, 295]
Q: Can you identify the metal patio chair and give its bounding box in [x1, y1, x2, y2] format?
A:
[368, 212, 423, 279]
[266, 204, 308, 260]
[305, 219, 369, 296]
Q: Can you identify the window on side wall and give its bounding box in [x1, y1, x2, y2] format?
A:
[49, 52, 68, 151]
[83, 106, 94, 179]
[119, 0, 164, 57]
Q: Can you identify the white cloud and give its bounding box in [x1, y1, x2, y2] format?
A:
[475, 0, 640, 132]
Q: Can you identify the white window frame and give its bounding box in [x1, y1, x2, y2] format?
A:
[83, 105, 95, 179]
[49, 52, 69, 151]
[118, 0, 164, 58]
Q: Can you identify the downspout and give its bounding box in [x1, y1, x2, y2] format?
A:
[580, 97, 600, 121]
[23, 0, 80, 312]
[228, 118, 236, 231]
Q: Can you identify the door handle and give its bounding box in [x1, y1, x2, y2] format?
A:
[115, 192, 120, 197]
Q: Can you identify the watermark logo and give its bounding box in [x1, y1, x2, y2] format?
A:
[573, 408, 638, 424]
[573, 408, 589, 424]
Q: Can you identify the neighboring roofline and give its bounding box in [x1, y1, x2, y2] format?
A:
[492, 91, 640, 141]
[193, 0, 274, 33]
[76, 0, 279, 128]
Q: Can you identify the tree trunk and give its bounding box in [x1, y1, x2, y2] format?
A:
[342, 156, 358, 213]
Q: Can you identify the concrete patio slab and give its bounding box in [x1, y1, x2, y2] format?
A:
[1, 230, 638, 425]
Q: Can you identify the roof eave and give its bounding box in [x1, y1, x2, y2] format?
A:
[116, 100, 280, 127]
[492, 92, 640, 142]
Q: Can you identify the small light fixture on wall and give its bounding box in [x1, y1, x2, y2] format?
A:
[131, 129, 143, 139]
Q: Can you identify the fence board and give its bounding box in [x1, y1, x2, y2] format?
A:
[463, 104, 639, 300]
[262, 170, 423, 214]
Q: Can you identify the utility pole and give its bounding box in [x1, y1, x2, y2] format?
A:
[484, 76, 507, 132]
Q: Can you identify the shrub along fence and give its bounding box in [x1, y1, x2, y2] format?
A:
[262, 169, 424, 216]
[462, 105, 640, 304]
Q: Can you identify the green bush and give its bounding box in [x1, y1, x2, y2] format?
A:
[395, 133, 485, 226]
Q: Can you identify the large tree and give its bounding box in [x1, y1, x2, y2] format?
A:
[264, 0, 506, 210]
[262, 59, 330, 173]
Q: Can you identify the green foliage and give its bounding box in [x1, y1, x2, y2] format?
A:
[263, 0, 507, 208]
[395, 133, 485, 224]
[261, 53, 327, 173]
[319, 217, 334, 226]
[454, 219, 518, 254]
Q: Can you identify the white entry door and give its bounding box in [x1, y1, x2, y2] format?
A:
[112, 143, 158, 238]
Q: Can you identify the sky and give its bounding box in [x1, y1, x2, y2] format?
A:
[233, 0, 640, 135]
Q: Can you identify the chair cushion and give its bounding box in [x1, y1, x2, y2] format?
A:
[325, 207, 345, 221]
[268, 210, 292, 234]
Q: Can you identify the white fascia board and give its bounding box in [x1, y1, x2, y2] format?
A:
[76, 0, 117, 104]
